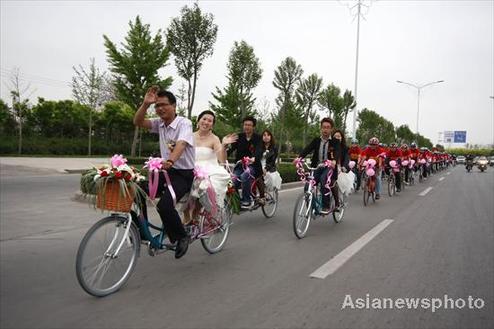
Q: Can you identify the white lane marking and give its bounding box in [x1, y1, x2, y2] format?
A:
[419, 187, 433, 196]
[310, 219, 394, 279]
[439, 177, 445, 181]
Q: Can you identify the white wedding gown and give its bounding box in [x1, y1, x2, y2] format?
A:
[193, 146, 231, 207]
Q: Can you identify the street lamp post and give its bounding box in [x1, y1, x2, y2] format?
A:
[396, 80, 444, 137]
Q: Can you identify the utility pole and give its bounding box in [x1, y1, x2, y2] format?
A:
[341, 0, 374, 139]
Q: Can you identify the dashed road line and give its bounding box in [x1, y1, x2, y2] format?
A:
[310, 219, 394, 279]
[419, 187, 433, 196]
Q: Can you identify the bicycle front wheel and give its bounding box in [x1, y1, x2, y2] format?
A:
[200, 204, 231, 254]
[262, 188, 278, 218]
[293, 192, 313, 239]
[332, 189, 346, 223]
[76, 215, 140, 297]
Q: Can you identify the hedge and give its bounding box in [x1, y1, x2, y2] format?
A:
[0, 137, 159, 157]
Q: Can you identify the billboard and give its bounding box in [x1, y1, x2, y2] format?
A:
[454, 131, 467, 143]
[444, 131, 467, 143]
[444, 131, 454, 143]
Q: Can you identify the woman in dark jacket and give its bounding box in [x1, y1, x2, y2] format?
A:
[261, 129, 278, 173]
[333, 129, 350, 171]
[257, 129, 281, 202]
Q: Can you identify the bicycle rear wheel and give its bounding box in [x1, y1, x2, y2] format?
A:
[293, 192, 313, 239]
[76, 215, 140, 297]
[262, 188, 278, 218]
[363, 178, 370, 206]
[388, 175, 395, 197]
[200, 204, 231, 254]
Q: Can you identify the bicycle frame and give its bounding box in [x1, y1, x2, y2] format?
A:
[297, 161, 335, 215]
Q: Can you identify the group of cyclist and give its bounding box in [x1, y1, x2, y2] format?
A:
[133, 86, 456, 259]
[350, 138, 454, 199]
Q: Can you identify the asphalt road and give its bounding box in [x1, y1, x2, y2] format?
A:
[1, 166, 493, 329]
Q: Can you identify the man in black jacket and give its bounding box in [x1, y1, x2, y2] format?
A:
[296, 117, 341, 214]
[225, 116, 263, 208]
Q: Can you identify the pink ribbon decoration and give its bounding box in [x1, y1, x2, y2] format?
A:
[111, 154, 127, 167]
[193, 165, 218, 217]
[402, 160, 409, 167]
[366, 168, 375, 177]
[389, 160, 397, 168]
[349, 161, 356, 169]
[241, 156, 254, 179]
[144, 157, 164, 200]
[323, 161, 334, 196]
[206, 184, 218, 217]
[294, 158, 306, 182]
[368, 159, 377, 167]
[163, 170, 177, 206]
[148, 170, 159, 200]
[194, 166, 208, 179]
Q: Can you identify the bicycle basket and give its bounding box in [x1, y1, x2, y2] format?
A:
[96, 181, 135, 212]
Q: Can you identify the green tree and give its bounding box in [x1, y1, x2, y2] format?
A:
[104, 15, 172, 156]
[29, 99, 89, 138]
[395, 124, 415, 145]
[72, 58, 110, 156]
[416, 134, 433, 149]
[210, 40, 263, 128]
[166, 3, 218, 119]
[341, 90, 356, 133]
[96, 101, 135, 145]
[273, 57, 303, 151]
[295, 73, 323, 146]
[356, 108, 396, 145]
[318, 83, 345, 129]
[5, 68, 35, 154]
[0, 99, 16, 137]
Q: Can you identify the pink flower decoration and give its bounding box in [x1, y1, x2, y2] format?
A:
[366, 168, 375, 177]
[390, 160, 397, 168]
[144, 157, 164, 172]
[402, 160, 409, 166]
[349, 161, 356, 169]
[368, 159, 377, 167]
[111, 154, 127, 167]
[323, 159, 333, 168]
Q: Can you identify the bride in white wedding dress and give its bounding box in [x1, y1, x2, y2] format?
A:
[185, 111, 237, 222]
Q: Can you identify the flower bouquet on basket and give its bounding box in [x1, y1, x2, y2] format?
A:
[226, 180, 240, 214]
[81, 154, 146, 212]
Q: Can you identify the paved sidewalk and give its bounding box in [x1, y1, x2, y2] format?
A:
[0, 157, 108, 175]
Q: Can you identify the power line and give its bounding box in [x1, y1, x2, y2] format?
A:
[0, 71, 71, 90]
[0, 67, 71, 88]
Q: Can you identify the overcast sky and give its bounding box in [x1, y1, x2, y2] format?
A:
[1, 0, 493, 146]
